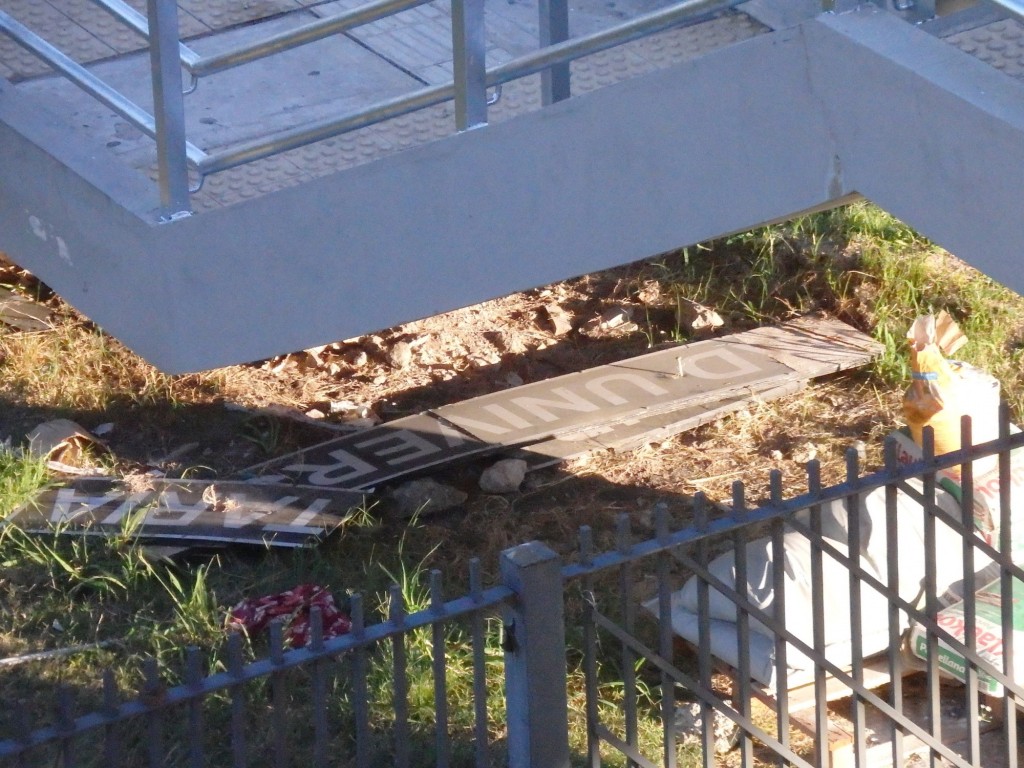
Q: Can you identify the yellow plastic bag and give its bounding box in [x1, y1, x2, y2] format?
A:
[903, 313, 999, 478]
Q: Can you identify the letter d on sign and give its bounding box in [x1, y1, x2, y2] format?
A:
[681, 348, 764, 380]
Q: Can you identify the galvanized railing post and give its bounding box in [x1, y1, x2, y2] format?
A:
[452, 0, 487, 130]
[147, 0, 191, 219]
[539, 0, 570, 104]
[501, 541, 571, 768]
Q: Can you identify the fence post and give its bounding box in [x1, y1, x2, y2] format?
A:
[501, 541, 571, 768]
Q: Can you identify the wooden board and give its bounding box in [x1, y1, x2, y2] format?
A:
[7, 478, 366, 548]
[0, 288, 50, 332]
[240, 314, 883, 490]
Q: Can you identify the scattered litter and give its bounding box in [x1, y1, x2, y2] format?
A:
[579, 306, 637, 338]
[26, 419, 108, 470]
[479, 458, 528, 494]
[388, 478, 467, 517]
[0, 640, 119, 668]
[677, 298, 724, 336]
[305, 408, 326, 420]
[92, 422, 115, 437]
[227, 584, 351, 648]
[0, 287, 51, 332]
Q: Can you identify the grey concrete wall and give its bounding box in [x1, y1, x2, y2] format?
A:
[3, 9, 1024, 372]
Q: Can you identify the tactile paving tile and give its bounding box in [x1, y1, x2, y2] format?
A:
[0, 0, 118, 79]
[174, 0, 303, 31]
[946, 18, 1024, 80]
[118, 0, 212, 39]
[196, 154, 314, 206]
[48, 0, 149, 54]
[621, 12, 767, 68]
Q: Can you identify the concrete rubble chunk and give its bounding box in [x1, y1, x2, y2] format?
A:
[388, 478, 467, 517]
[479, 458, 528, 494]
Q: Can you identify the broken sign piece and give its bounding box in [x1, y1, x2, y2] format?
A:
[227, 584, 352, 647]
[0, 288, 51, 332]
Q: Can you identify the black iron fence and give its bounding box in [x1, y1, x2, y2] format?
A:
[2, 413, 1023, 767]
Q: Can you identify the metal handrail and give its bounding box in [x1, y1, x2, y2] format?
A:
[198, 0, 740, 175]
[88, 0, 201, 69]
[0, 9, 206, 167]
[2, 0, 744, 205]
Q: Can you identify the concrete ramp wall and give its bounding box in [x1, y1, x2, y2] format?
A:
[1, 7, 1023, 372]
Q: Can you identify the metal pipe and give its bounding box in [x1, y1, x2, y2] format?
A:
[199, 0, 738, 176]
[147, 0, 192, 217]
[452, 0, 488, 130]
[487, 0, 737, 86]
[0, 10, 206, 168]
[189, 0, 431, 77]
[87, 0, 201, 69]
[198, 82, 455, 174]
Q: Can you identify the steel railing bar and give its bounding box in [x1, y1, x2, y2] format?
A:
[731, 482, 753, 768]
[269, 623, 289, 768]
[922, 429, 944, 759]
[694, 494, 715, 768]
[227, 633, 248, 768]
[197, 0, 742, 176]
[768, 472, 789, 767]
[671, 546, 1024, 704]
[189, 0, 431, 77]
[184, 648, 205, 768]
[429, 571, 451, 768]
[308, 609, 329, 768]
[452, 0, 487, 130]
[998, 406, 1018, 768]
[844, 450, 867, 768]
[591, 608, 977, 768]
[883, 440, 905, 767]
[0, 10, 206, 169]
[539, 0, 570, 104]
[87, 0, 201, 68]
[351, 594, 371, 768]
[468, 560, 490, 768]
[592, 611, 816, 768]
[593, 725, 660, 768]
[390, 584, 411, 768]
[146, 0, 191, 216]
[579, 526, 601, 768]
[55, 687, 77, 768]
[142, 659, 164, 768]
[654, 504, 676, 768]
[807, 461, 828, 768]
[101, 671, 122, 767]
[616, 514, 639, 768]
[958, 417, 981, 768]
[562, 429, 1024, 583]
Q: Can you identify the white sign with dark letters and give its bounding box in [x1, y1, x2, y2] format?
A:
[8, 478, 365, 547]
[242, 315, 882, 490]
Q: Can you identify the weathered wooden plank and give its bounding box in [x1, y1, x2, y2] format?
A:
[7, 478, 366, 547]
[0, 287, 50, 332]
[239, 315, 882, 490]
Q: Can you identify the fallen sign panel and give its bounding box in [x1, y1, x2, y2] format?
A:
[7, 478, 366, 548]
[240, 314, 882, 490]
